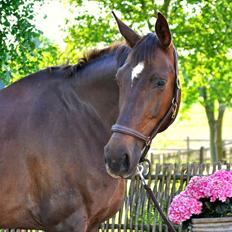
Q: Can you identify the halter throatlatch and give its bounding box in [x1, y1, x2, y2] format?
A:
[111, 48, 181, 162]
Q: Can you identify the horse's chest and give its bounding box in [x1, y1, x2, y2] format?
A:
[87, 178, 125, 225]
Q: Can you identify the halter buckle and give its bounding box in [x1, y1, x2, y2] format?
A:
[171, 99, 178, 119]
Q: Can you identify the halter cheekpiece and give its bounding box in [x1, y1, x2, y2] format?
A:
[111, 48, 181, 162]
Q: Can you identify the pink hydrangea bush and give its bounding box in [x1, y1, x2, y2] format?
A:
[168, 192, 202, 224]
[168, 170, 232, 225]
[185, 176, 210, 200]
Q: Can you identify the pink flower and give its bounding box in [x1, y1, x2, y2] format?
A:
[168, 170, 232, 224]
[206, 173, 232, 202]
[185, 176, 209, 199]
[212, 170, 232, 183]
[168, 192, 202, 224]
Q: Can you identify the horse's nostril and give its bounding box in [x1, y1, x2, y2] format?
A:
[104, 145, 131, 176]
[104, 156, 107, 164]
[121, 153, 130, 171]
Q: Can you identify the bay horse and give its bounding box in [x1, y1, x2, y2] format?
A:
[0, 12, 180, 231]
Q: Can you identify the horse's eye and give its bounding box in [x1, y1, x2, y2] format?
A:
[152, 79, 166, 89]
[157, 80, 166, 87]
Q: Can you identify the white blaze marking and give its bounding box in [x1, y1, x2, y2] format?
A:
[131, 62, 144, 87]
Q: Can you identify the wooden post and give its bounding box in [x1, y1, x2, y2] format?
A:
[177, 150, 181, 164]
[230, 148, 232, 162]
[200, 146, 204, 163]
[222, 140, 226, 161]
[186, 136, 190, 163]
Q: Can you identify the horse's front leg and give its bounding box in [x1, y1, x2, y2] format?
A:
[47, 210, 88, 232]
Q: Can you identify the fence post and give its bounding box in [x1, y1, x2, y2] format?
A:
[186, 136, 190, 162]
[230, 148, 232, 162]
[199, 146, 204, 163]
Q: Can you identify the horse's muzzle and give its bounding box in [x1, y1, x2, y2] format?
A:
[104, 135, 141, 178]
[104, 145, 130, 178]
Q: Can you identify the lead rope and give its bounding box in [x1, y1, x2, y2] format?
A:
[136, 164, 177, 232]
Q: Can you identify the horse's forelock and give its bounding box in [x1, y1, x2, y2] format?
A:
[130, 33, 158, 65]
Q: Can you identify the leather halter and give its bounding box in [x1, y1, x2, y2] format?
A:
[111, 48, 181, 161]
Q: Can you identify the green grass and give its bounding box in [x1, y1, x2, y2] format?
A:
[151, 103, 232, 151]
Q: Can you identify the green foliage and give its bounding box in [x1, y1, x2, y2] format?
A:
[170, 0, 232, 111]
[10, 37, 61, 83]
[67, 0, 232, 111]
[63, 2, 119, 63]
[66, 0, 231, 161]
[201, 198, 232, 218]
[168, 0, 232, 161]
[183, 198, 232, 229]
[0, 0, 61, 85]
[69, 0, 161, 30]
[63, 0, 170, 63]
[0, 0, 231, 161]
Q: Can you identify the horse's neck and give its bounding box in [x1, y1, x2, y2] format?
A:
[72, 53, 121, 129]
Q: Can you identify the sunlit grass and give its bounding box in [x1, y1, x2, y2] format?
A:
[152, 103, 232, 151]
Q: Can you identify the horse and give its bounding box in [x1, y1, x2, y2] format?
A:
[0, 12, 180, 231]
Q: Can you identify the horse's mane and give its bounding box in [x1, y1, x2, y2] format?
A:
[78, 33, 159, 68]
[83, 41, 127, 63]
[47, 41, 128, 78]
[48, 34, 158, 78]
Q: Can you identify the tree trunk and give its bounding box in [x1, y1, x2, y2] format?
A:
[202, 87, 218, 162]
[208, 121, 218, 162]
[216, 104, 226, 161]
[201, 87, 227, 162]
[203, 101, 226, 162]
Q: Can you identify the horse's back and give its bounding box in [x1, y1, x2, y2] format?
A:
[0, 70, 104, 176]
[0, 70, 124, 230]
[0, 72, 94, 227]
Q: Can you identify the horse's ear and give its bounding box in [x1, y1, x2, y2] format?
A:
[155, 12, 171, 48]
[112, 11, 141, 48]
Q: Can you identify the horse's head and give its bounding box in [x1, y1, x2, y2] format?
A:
[104, 12, 181, 178]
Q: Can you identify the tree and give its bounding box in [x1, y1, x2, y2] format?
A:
[170, 0, 232, 162]
[2, 0, 230, 162]
[66, 0, 231, 162]
[64, 0, 173, 63]
[0, 0, 60, 85]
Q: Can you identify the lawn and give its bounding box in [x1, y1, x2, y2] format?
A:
[151, 103, 232, 151]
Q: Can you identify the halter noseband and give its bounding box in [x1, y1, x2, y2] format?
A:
[111, 48, 181, 161]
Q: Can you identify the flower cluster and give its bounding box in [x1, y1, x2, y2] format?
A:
[168, 170, 232, 224]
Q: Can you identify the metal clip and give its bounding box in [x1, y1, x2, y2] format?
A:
[136, 164, 146, 185]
